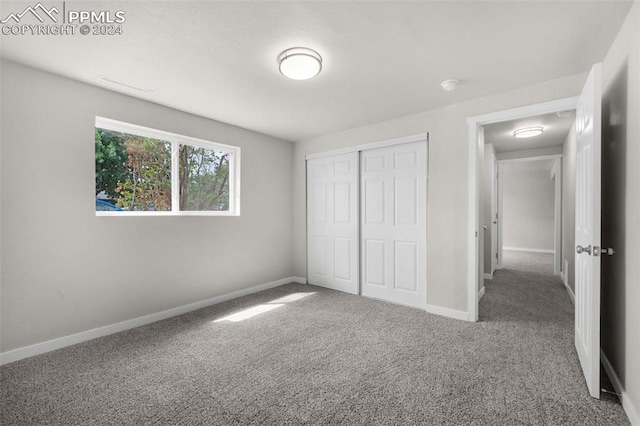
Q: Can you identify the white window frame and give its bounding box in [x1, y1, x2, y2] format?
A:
[95, 116, 241, 217]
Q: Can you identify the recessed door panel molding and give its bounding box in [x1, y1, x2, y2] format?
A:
[361, 140, 427, 308]
[365, 155, 385, 172]
[307, 152, 359, 294]
[333, 182, 351, 223]
[364, 239, 386, 286]
[394, 241, 418, 292]
[309, 236, 328, 276]
[311, 183, 328, 223]
[334, 238, 352, 280]
[311, 162, 329, 178]
[394, 151, 417, 169]
[334, 159, 352, 175]
[394, 176, 418, 226]
[364, 179, 385, 224]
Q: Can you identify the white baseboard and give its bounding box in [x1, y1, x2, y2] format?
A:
[0, 276, 304, 366]
[477, 286, 486, 302]
[601, 350, 640, 425]
[563, 280, 575, 305]
[292, 276, 307, 284]
[483, 272, 493, 280]
[503, 247, 554, 254]
[425, 303, 469, 322]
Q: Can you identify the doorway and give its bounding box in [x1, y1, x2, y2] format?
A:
[466, 97, 578, 321]
[468, 63, 603, 399]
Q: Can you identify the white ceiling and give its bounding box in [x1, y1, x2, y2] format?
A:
[484, 111, 575, 153]
[0, 1, 632, 142]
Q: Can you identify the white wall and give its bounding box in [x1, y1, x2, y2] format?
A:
[501, 160, 555, 252]
[0, 60, 294, 353]
[600, 0, 640, 418]
[292, 73, 586, 312]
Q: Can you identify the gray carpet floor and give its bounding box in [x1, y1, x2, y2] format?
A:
[1, 251, 629, 425]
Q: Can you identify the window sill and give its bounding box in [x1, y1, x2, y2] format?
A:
[95, 211, 240, 217]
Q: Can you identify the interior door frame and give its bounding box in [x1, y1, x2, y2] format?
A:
[466, 97, 578, 322]
[490, 152, 499, 274]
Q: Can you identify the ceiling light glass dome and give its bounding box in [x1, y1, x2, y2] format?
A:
[278, 47, 322, 80]
[514, 126, 544, 138]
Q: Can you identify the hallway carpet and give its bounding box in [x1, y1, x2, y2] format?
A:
[1, 253, 629, 425]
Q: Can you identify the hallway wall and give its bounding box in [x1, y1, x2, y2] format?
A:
[501, 160, 555, 252]
[600, 0, 640, 419]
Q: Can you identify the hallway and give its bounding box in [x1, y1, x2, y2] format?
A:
[482, 251, 568, 323]
[479, 250, 626, 423]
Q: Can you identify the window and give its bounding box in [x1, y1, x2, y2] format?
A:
[95, 117, 240, 216]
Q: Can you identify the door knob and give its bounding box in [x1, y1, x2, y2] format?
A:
[492, 220, 497, 224]
[576, 245, 592, 255]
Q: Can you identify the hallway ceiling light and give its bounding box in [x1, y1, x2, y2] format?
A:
[514, 126, 544, 138]
[278, 47, 322, 80]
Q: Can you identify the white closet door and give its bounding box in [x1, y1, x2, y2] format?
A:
[361, 141, 427, 308]
[306, 153, 359, 294]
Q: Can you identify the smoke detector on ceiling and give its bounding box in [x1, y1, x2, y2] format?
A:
[441, 79, 459, 91]
[556, 110, 574, 118]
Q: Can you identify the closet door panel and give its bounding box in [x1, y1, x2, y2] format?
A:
[307, 153, 359, 294]
[361, 141, 427, 308]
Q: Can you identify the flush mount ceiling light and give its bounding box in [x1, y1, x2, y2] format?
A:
[440, 79, 459, 91]
[278, 47, 322, 80]
[514, 126, 544, 138]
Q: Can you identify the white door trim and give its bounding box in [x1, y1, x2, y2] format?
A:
[467, 96, 578, 322]
[305, 133, 430, 161]
[490, 152, 498, 274]
[552, 158, 562, 275]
